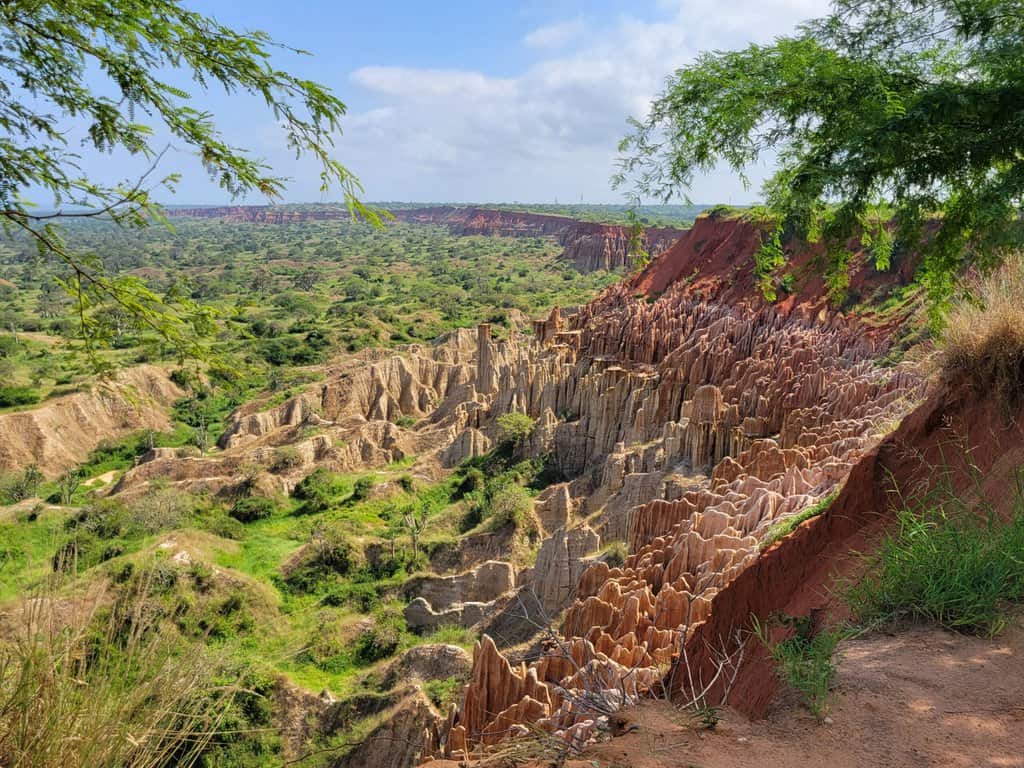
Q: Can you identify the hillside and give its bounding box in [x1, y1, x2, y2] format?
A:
[2, 209, 1022, 768]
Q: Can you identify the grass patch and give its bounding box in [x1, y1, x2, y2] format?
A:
[846, 478, 1024, 635]
[754, 613, 848, 720]
[941, 253, 1024, 408]
[760, 490, 839, 550]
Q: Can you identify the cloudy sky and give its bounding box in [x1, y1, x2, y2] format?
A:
[76, 0, 826, 205]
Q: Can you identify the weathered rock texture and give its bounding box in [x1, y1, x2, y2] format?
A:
[403, 560, 516, 631]
[0, 365, 182, 477]
[425, 213, 927, 760]
[97, 213, 927, 763]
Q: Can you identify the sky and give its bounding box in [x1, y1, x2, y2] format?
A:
[72, 0, 827, 206]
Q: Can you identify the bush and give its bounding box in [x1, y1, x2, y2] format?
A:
[200, 513, 245, 540]
[229, 496, 276, 523]
[0, 464, 43, 503]
[496, 411, 535, 447]
[269, 446, 302, 474]
[941, 254, 1024, 408]
[0, 385, 40, 407]
[424, 676, 462, 709]
[754, 613, 847, 720]
[453, 467, 485, 499]
[353, 605, 406, 665]
[846, 495, 1024, 635]
[0, 577, 231, 768]
[760, 490, 838, 550]
[291, 467, 340, 514]
[350, 476, 375, 503]
[601, 540, 629, 568]
[488, 485, 532, 530]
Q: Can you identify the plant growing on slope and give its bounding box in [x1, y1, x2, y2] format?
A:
[754, 612, 848, 720]
[0, 576, 233, 768]
[617, 0, 1024, 319]
[941, 253, 1024, 410]
[496, 411, 536, 449]
[760, 490, 839, 550]
[846, 472, 1024, 636]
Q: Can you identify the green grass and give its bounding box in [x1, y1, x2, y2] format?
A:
[760, 490, 839, 550]
[754, 614, 848, 720]
[0, 507, 65, 601]
[846, 484, 1024, 635]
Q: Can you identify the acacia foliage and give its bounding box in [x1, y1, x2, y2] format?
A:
[617, 0, 1024, 315]
[0, 0, 378, 357]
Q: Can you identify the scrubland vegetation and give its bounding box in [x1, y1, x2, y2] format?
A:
[0, 217, 619, 412]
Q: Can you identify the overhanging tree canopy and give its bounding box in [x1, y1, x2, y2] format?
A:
[616, 0, 1024, 313]
[0, 0, 380, 357]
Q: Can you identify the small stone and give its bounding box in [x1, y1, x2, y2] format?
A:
[823, 717, 834, 725]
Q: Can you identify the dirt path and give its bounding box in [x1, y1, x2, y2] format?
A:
[570, 622, 1024, 768]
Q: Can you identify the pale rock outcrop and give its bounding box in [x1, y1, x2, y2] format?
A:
[403, 561, 516, 631]
[531, 526, 601, 614]
[0, 365, 182, 477]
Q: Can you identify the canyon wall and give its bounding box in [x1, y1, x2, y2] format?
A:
[0, 365, 182, 477]
[106, 211, 927, 763]
[392, 206, 685, 271]
[168, 205, 686, 272]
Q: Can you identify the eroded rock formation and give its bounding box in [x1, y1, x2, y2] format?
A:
[425, 214, 926, 760]
[0, 365, 182, 477]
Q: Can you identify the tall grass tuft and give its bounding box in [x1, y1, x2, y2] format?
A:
[0, 572, 233, 768]
[847, 472, 1024, 636]
[941, 252, 1024, 407]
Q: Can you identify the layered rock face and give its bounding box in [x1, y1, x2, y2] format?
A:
[99, 213, 924, 763]
[429, 216, 926, 760]
[0, 365, 182, 477]
[392, 206, 685, 272]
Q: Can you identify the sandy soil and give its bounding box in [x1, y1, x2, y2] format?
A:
[571, 621, 1024, 768]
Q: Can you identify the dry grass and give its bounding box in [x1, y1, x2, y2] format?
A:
[941, 253, 1024, 407]
[0, 572, 233, 768]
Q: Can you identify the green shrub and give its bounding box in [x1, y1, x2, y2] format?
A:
[424, 676, 462, 709]
[353, 605, 406, 665]
[350, 476, 375, 503]
[495, 411, 535, 447]
[601, 540, 629, 568]
[453, 468, 485, 499]
[229, 496, 276, 523]
[487, 485, 532, 530]
[0, 464, 43, 503]
[269, 446, 302, 473]
[0, 385, 40, 407]
[754, 613, 847, 720]
[199, 513, 245, 540]
[291, 467, 340, 514]
[760, 490, 838, 550]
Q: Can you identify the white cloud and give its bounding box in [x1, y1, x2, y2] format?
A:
[523, 18, 588, 49]
[339, 0, 825, 203]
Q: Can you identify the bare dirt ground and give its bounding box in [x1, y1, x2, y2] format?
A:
[564, 621, 1024, 768]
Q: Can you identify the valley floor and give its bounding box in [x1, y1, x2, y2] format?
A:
[569, 620, 1024, 768]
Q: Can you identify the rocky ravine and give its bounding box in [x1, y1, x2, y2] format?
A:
[168, 205, 686, 272]
[106, 213, 927, 765]
[0, 365, 182, 477]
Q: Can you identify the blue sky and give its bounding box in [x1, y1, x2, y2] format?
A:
[70, 0, 825, 205]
